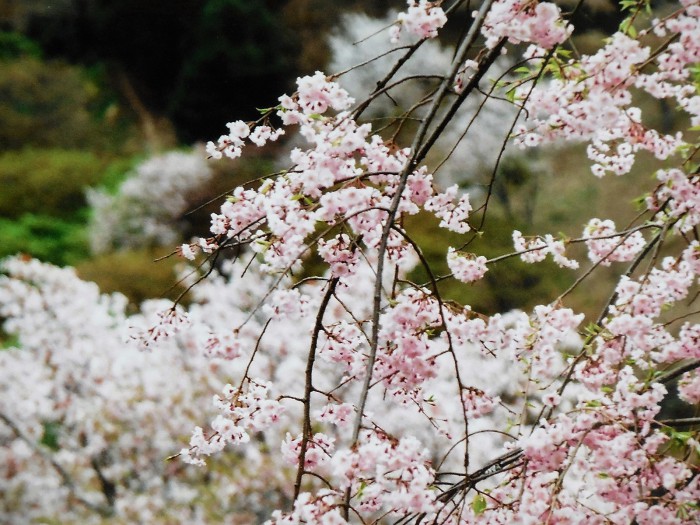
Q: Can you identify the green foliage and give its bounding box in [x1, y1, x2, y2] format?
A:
[472, 494, 487, 515]
[492, 155, 539, 224]
[0, 149, 106, 219]
[75, 248, 187, 307]
[0, 150, 143, 268]
[40, 422, 61, 452]
[0, 58, 103, 150]
[97, 154, 149, 194]
[0, 31, 42, 60]
[17, 0, 303, 140]
[0, 214, 89, 266]
[0, 331, 20, 350]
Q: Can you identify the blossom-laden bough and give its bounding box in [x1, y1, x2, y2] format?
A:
[2, 0, 700, 523]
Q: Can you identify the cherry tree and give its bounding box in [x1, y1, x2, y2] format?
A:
[183, 0, 700, 521]
[2, 0, 700, 523]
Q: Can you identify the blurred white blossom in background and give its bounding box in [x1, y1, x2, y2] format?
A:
[87, 149, 213, 254]
[328, 12, 518, 185]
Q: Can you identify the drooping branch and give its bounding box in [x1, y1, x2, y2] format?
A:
[294, 277, 339, 501]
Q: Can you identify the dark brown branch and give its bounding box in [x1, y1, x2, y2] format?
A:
[657, 360, 700, 386]
[294, 277, 339, 501]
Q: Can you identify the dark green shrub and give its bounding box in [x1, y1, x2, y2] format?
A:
[0, 214, 89, 266]
[0, 31, 42, 60]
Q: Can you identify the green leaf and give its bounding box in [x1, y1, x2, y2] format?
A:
[583, 322, 602, 337]
[1, 332, 19, 349]
[40, 422, 61, 451]
[472, 494, 487, 515]
[671, 430, 693, 444]
[356, 481, 367, 499]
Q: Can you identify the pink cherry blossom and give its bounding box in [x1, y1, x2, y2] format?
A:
[391, 1, 447, 43]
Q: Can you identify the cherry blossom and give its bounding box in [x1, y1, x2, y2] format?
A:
[481, 0, 572, 49]
[446, 247, 488, 282]
[4, 1, 700, 523]
[390, 1, 448, 43]
[583, 218, 646, 265]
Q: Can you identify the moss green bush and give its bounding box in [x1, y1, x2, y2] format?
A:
[0, 50, 143, 153]
[0, 149, 107, 219]
[75, 248, 187, 307]
[0, 57, 101, 149]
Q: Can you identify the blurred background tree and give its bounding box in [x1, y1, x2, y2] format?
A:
[4, 0, 401, 141]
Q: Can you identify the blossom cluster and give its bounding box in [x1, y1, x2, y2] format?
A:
[447, 247, 488, 283]
[390, 1, 447, 43]
[583, 218, 646, 265]
[648, 168, 700, 232]
[481, 0, 572, 49]
[514, 4, 700, 176]
[206, 119, 284, 160]
[0, 258, 254, 522]
[512, 229, 580, 269]
[189, 71, 488, 272]
[181, 380, 285, 466]
[145, 4, 700, 520]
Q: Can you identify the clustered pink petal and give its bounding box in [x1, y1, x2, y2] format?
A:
[391, 1, 447, 43]
[281, 432, 335, 469]
[424, 185, 472, 234]
[583, 218, 646, 265]
[331, 431, 436, 516]
[446, 248, 489, 283]
[131, 307, 190, 352]
[7, 1, 700, 522]
[375, 289, 443, 400]
[461, 387, 500, 418]
[313, 403, 355, 427]
[481, 0, 572, 49]
[512, 230, 579, 269]
[647, 169, 700, 232]
[180, 380, 285, 466]
[515, 19, 696, 176]
[318, 234, 360, 277]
